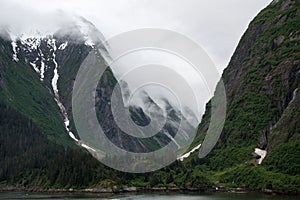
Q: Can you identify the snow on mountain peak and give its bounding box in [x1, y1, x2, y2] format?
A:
[53, 16, 106, 48]
[2, 15, 106, 50]
[75, 17, 101, 46]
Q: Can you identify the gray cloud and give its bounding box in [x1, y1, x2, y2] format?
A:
[0, 0, 272, 119]
[0, 0, 272, 71]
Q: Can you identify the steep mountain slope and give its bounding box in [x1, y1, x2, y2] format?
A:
[1, 11, 199, 170]
[182, 0, 300, 192]
[0, 35, 73, 146]
[94, 69, 196, 153]
[0, 16, 112, 146]
[0, 18, 200, 188]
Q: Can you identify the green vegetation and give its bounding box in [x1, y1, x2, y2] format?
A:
[0, 101, 212, 189]
[226, 92, 278, 145]
[0, 0, 299, 194]
[264, 142, 300, 176]
[0, 103, 122, 188]
[174, 0, 300, 193]
[218, 163, 300, 192]
[0, 38, 74, 147]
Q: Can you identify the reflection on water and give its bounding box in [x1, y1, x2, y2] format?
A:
[0, 192, 298, 200]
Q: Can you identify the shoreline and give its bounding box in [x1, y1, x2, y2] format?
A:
[0, 186, 299, 196]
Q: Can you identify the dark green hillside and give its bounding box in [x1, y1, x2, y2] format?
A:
[0, 37, 74, 146]
[0, 103, 128, 188]
[0, 99, 211, 189]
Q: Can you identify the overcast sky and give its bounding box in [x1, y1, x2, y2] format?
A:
[1, 0, 272, 72]
[0, 0, 273, 119]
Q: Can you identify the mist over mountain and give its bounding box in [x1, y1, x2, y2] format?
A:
[0, 0, 299, 195]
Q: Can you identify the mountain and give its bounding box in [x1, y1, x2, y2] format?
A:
[94, 72, 196, 153]
[0, 18, 126, 187]
[180, 0, 300, 193]
[0, 0, 299, 193]
[0, 16, 199, 187]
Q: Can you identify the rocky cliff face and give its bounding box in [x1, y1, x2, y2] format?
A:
[233, 0, 298, 148]
[95, 68, 196, 153]
[187, 0, 300, 189]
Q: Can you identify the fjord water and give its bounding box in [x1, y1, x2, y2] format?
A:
[0, 192, 299, 200]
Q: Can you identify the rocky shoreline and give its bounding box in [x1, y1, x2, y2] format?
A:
[1, 186, 299, 196]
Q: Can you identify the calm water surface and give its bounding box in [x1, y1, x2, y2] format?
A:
[0, 192, 298, 200]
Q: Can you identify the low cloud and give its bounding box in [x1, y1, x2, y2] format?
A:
[0, 0, 272, 119]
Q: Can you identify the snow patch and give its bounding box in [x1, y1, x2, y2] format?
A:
[58, 41, 68, 50]
[81, 143, 96, 152]
[51, 66, 59, 93]
[63, 119, 79, 142]
[39, 47, 46, 81]
[49, 38, 60, 95]
[19, 37, 47, 81]
[21, 37, 42, 51]
[76, 20, 95, 46]
[11, 41, 19, 62]
[29, 62, 40, 73]
[178, 144, 201, 161]
[255, 148, 267, 165]
[48, 38, 80, 143]
[74, 17, 106, 48]
[40, 60, 45, 81]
